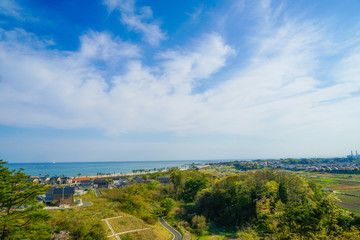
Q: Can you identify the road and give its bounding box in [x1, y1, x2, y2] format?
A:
[150, 205, 182, 240]
[44, 201, 92, 210]
[104, 219, 121, 240]
[94, 188, 101, 197]
[159, 216, 182, 240]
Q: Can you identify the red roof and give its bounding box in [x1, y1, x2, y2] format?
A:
[72, 177, 90, 182]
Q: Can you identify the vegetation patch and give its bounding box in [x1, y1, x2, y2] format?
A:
[336, 195, 360, 212]
[109, 216, 149, 233]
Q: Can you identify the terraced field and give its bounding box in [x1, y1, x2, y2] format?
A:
[337, 189, 360, 196]
[306, 174, 360, 214]
[336, 194, 360, 213]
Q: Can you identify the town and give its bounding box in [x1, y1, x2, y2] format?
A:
[212, 151, 360, 173]
[30, 174, 172, 208]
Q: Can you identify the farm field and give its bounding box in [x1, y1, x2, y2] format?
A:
[336, 194, 360, 213]
[337, 190, 360, 196]
[305, 172, 360, 213]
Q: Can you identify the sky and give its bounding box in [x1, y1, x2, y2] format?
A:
[1, 0, 360, 163]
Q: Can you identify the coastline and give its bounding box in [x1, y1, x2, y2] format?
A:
[7, 160, 218, 178]
[81, 165, 207, 178]
[82, 169, 170, 179]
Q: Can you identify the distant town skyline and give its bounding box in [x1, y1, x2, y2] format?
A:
[1, 0, 360, 163]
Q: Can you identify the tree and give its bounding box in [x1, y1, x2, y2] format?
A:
[191, 215, 207, 235]
[0, 160, 51, 240]
[183, 177, 207, 202]
[237, 227, 259, 240]
[160, 197, 176, 216]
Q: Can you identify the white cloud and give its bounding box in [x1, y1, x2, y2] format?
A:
[0, 28, 233, 135]
[103, 0, 166, 46]
[1, 1, 360, 159]
[79, 31, 139, 60]
[158, 33, 235, 94]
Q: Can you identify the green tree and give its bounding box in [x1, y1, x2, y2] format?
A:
[0, 160, 51, 240]
[183, 177, 207, 202]
[191, 215, 207, 235]
[237, 227, 259, 240]
[160, 197, 176, 216]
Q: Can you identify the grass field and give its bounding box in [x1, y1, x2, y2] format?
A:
[121, 226, 171, 240]
[110, 216, 150, 233]
[50, 190, 171, 240]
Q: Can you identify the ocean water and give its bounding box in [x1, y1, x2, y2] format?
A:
[5, 160, 229, 177]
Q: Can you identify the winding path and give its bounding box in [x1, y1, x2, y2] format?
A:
[159, 216, 182, 240]
[150, 205, 182, 240]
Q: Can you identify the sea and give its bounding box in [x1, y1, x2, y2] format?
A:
[5, 160, 232, 177]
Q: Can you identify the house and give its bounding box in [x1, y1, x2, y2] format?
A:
[50, 177, 61, 185]
[112, 177, 128, 188]
[156, 176, 171, 183]
[60, 177, 72, 185]
[39, 177, 50, 184]
[45, 187, 75, 206]
[72, 177, 91, 184]
[131, 176, 144, 183]
[113, 177, 128, 184]
[77, 180, 93, 190]
[93, 178, 108, 189]
[27, 176, 39, 183]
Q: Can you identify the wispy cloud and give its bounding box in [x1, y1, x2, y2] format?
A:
[0, 0, 37, 22]
[0, 0, 22, 18]
[79, 31, 139, 61]
[103, 0, 166, 46]
[1, 0, 360, 158]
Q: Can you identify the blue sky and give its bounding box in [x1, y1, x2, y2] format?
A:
[1, 0, 360, 162]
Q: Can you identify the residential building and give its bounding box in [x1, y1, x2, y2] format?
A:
[45, 187, 75, 206]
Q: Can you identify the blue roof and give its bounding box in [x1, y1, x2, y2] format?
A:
[47, 187, 75, 195]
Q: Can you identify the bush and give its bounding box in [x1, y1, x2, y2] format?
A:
[191, 215, 207, 235]
[237, 227, 259, 240]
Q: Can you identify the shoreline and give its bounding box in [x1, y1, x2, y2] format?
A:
[6, 160, 221, 178]
[29, 164, 208, 179]
[73, 165, 207, 178]
[82, 169, 171, 179]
